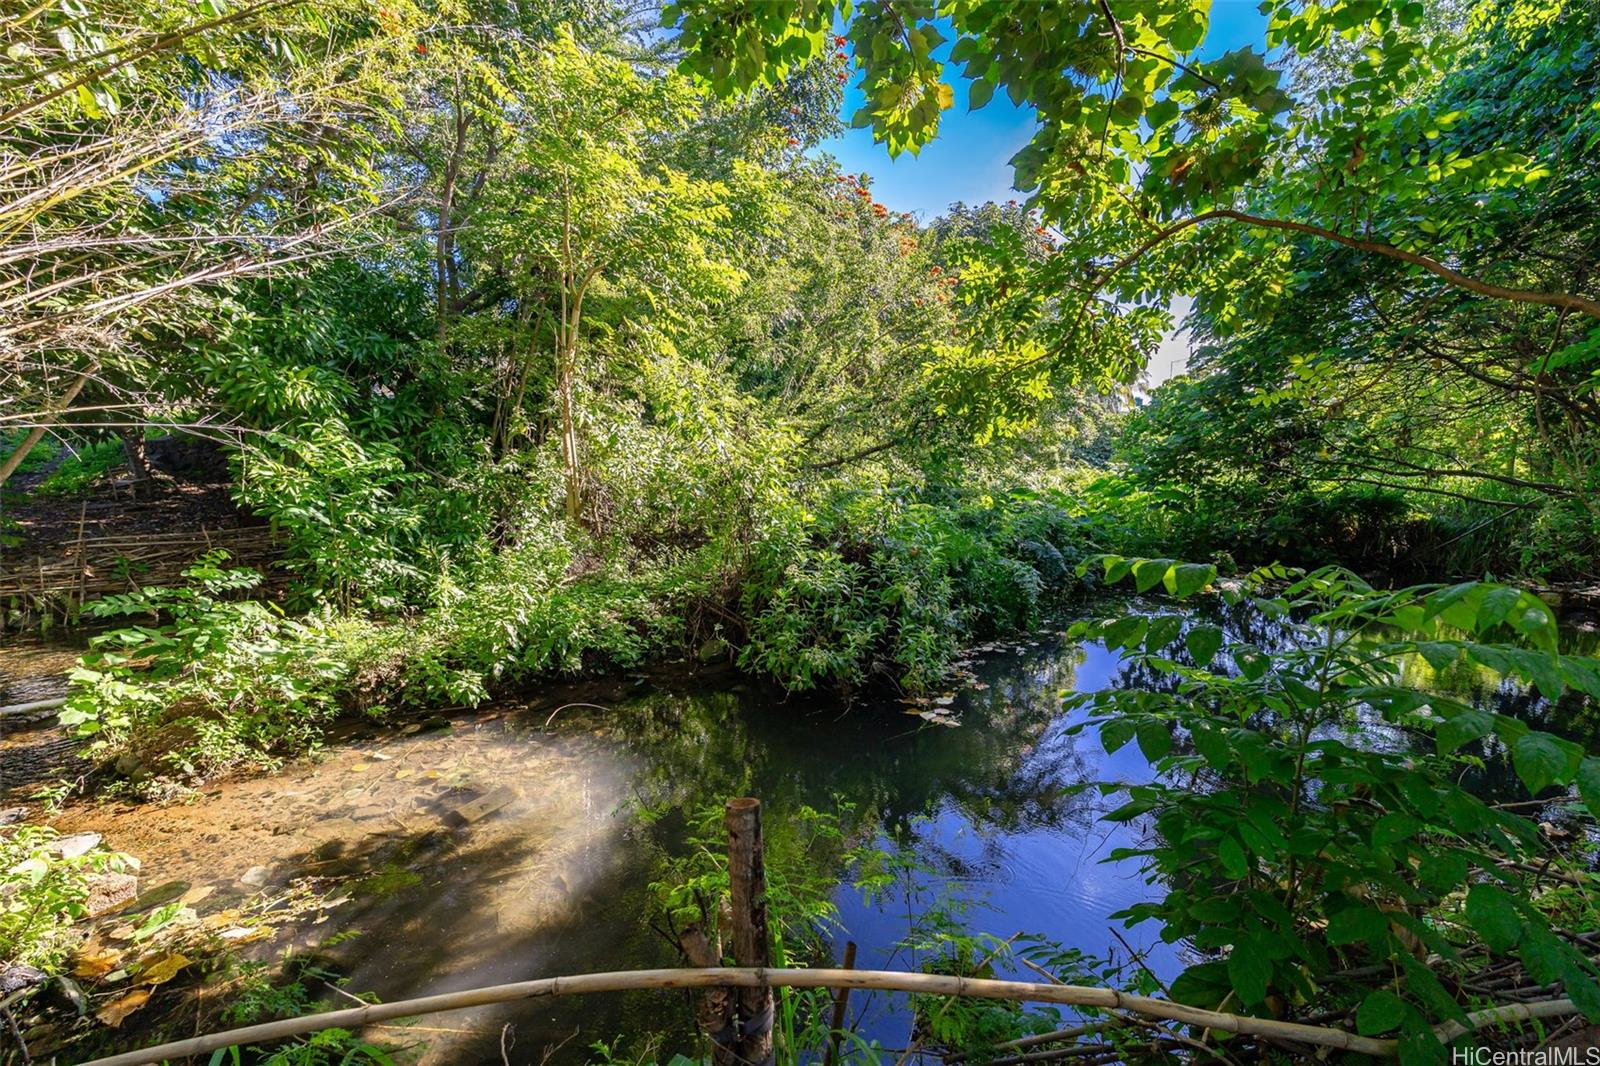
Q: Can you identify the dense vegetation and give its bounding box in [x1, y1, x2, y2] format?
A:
[4, 0, 1600, 1061]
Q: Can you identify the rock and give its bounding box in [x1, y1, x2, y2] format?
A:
[696, 637, 729, 663]
[53, 832, 101, 858]
[0, 807, 27, 826]
[0, 963, 46, 997]
[114, 753, 145, 777]
[442, 786, 517, 827]
[84, 873, 139, 916]
[104, 880, 189, 917]
[239, 866, 270, 888]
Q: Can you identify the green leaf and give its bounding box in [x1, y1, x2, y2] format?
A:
[1357, 989, 1408, 1035]
[1133, 558, 1174, 593]
[1513, 732, 1571, 795]
[1217, 834, 1248, 878]
[967, 78, 995, 111]
[1165, 562, 1216, 598]
[1102, 616, 1148, 650]
[1327, 906, 1388, 946]
[1145, 614, 1184, 652]
[1136, 720, 1173, 761]
[1475, 586, 1523, 630]
[1466, 884, 1523, 953]
[1371, 812, 1420, 848]
[1435, 707, 1492, 753]
[1185, 624, 1224, 667]
[1234, 647, 1269, 681]
[1226, 941, 1271, 1005]
[1101, 717, 1136, 753]
[1191, 723, 1230, 768]
[1577, 757, 1600, 820]
[1417, 852, 1468, 895]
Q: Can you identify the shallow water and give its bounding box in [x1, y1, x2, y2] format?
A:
[18, 599, 1600, 1063]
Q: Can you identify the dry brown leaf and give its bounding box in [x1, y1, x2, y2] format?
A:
[95, 988, 150, 1027]
[138, 954, 190, 986]
[73, 947, 123, 980]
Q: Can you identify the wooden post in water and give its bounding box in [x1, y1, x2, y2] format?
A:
[678, 909, 736, 1066]
[822, 940, 857, 1066]
[725, 797, 774, 1066]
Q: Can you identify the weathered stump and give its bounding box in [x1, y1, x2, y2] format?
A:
[726, 797, 774, 1066]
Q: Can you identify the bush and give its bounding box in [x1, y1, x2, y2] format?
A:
[1071, 558, 1600, 1061]
[741, 485, 1089, 691]
[0, 823, 133, 969]
[62, 552, 347, 780]
[339, 524, 698, 710]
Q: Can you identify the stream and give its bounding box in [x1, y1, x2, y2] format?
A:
[6, 597, 1600, 1064]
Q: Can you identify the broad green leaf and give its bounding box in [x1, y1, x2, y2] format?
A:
[1218, 834, 1248, 878]
[1164, 562, 1216, 598]
[1466, 884, 1523, 952]
[1356, 989, 1408, 1035]
[1185, 624, 1224, 667]
[1513, 732, 1572, 795]
[1226, 941, 1271, 1005]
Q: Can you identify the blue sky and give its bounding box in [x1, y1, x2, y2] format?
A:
[813, 2, 1272, 385]
[816, 2, 1271, 219]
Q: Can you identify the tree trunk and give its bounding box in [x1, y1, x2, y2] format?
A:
[120, 429, 153, 487]
[0, 363, 96, 489]
[557, 341, 581, 523]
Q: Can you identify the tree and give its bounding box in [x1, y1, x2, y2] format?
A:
[462, 33, 745, 521]
[0, 0, 413, 484]
[665, 0, 1600, 391]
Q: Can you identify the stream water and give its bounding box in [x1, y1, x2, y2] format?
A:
[7, 598, 1600, 1064]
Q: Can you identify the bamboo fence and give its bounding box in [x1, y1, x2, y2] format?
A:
[0, 525, 281, 608]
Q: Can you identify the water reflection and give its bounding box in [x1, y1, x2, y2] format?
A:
[45, 598, 1600, 1063]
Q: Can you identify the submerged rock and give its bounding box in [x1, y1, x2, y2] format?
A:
[84, 872, 139, 916]
[53, 832, 101, 858]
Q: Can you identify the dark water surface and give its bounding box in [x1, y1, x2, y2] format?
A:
[23, 598, 1600, 1064]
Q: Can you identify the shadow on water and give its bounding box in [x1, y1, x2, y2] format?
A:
[32, 598, 1600, 1063]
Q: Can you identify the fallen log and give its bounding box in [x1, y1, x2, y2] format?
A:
[0, 697, 66, 717]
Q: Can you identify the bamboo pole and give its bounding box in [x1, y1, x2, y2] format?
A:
[726, 797, 774, 1066]
[73, 967, 1403, 1066]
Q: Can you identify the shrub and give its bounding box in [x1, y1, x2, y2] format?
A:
[1071, 557, 1600, 1061]
[62, 552, 347, 780]
[741, 485, 1089, 691]
[0, 823, 133, 969]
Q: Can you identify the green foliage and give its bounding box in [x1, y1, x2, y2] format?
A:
[1069, 557, 1600, 1058]
[62, 552, 347, 780]
[0, 823, 132, 969]
[237, 425, 423, 611]
[742, 486, 1089, 691]
[34, 438, 130, 496]
[345, 527, 689, 709]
